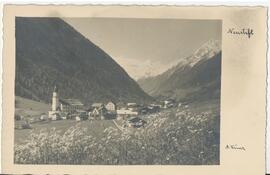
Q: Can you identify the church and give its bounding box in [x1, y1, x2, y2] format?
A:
[48, 86, 84, 120]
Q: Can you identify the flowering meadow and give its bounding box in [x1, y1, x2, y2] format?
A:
[14, 108, 219, 165]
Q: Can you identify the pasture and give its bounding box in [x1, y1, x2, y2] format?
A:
[15, 119, 117, 144]
[14, 98, 220, 165]
[15, 96, 50, 116]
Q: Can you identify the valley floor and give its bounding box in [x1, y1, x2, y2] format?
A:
[14, 98, 220, 165]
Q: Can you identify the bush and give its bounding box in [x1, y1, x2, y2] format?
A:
[15, 114, 21, 121]
[21, 121, 32, 129]
[14, 109, 219, 165]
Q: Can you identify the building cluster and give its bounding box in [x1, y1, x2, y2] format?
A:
[47, 86, 178, 123]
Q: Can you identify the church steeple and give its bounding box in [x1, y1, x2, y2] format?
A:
[53, 85, 58, 93]
[52, 85, 59, 111]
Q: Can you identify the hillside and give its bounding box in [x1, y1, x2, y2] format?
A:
[15, 17, 152, 105]
[15, 96, 50, 117]
[138, 40, 221, 102]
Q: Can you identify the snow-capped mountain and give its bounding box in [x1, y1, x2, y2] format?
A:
[176, 39, 221, 68]
[137, 39, 222, 102]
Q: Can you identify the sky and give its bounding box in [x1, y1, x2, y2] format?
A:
[64, 18, 222, 80]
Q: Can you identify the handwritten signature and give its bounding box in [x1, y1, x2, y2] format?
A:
[227, 28, 254, 38]
[225, 144, 246, 151]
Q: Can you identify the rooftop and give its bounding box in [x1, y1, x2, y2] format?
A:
[60, 99, 84, 106]
[92, 103, 104, 108]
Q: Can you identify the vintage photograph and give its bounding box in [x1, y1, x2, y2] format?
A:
[14, 17, 222, 165]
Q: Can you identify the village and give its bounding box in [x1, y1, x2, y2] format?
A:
[13, 16, 221, 166]
[38, 86, 181, 128]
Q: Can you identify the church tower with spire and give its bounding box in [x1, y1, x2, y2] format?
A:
[52, 85, 59, 111]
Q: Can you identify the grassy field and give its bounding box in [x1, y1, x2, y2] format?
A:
[14, 96, 122, 144]
[15, 98, 220, 144]
[14, 98, 220, 165]
[15, 119, 116, 144]
[183, 99, 220, 114]
[15, 96, 50, 117]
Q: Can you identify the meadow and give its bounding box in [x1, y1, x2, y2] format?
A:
[14, 100, 220, 165]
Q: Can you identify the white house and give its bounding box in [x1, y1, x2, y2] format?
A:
[51, 113, 61, 121]
[90, 104, 106, 120]
[127, 103, 137, 106]
[40, 114, 48, 121]
[127, 103, 139, 111]
[59, 99, 84, 113]
[163, 100, 175, 108]
[75, 116, 81, 121]
[116, 109, 138, 120]
[92, 103, 104, 109]
[105, 101, 116, 111]
[117, 109, 138, 115]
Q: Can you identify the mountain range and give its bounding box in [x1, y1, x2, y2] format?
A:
[15, 17, 152, 105]
[137, 40, 221, 102]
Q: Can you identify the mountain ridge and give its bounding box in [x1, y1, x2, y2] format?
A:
[16, 17, 152, 105]
[137, 40, 221, 102]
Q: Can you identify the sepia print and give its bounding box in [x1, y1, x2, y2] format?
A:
[2, 5, 267, 175]
[14, 17, 221, 165]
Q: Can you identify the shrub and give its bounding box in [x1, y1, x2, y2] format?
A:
[21, 121, 32, 129]
[14, 109, 219, 165]
[15, 114, 21, 121]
